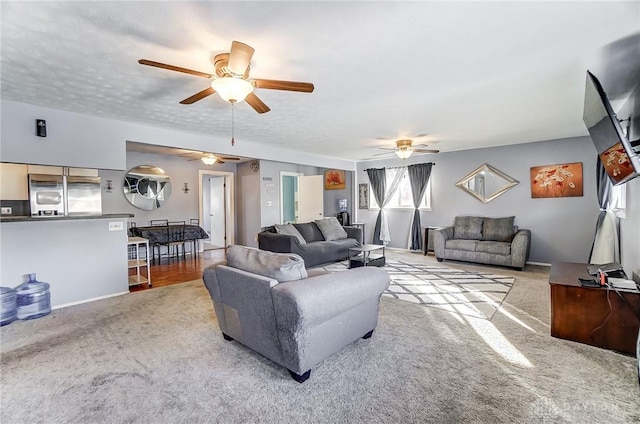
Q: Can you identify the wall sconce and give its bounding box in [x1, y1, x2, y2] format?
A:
[182, 183, 190, 194]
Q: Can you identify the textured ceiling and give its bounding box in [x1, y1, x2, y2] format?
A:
[2, 1, 639, 162]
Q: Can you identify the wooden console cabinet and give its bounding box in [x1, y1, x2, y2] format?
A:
[549, 262, 640, 355]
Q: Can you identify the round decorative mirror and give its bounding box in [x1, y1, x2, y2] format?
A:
[123, 165, 172, 210]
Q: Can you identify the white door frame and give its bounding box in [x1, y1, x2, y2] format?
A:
[199, 170, 235, 250]
[280, 171, 303, 224]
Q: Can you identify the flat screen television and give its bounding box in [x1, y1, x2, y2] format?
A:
[583, 70, 640, 185]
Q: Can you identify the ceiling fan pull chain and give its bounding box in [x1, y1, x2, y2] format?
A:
[231, 102, 235, 146]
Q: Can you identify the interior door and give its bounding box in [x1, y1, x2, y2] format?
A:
[209, 176, 226, 247]
[297, 175, 323, 222]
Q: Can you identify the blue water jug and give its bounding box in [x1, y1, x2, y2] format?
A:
[16, 273, 51, 320]
[0, 287, 17, 326]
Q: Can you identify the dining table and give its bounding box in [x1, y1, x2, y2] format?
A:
[128, 224, 209, 244]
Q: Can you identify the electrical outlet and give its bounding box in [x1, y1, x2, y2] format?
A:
[1, 207, 12, 215]
[108, 221, 124, 231]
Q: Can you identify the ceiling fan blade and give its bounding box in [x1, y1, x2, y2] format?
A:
[253, 79, 315, 93]
[412, 133, 429, 138]
[138, 59, 213, 78]
[245, 92, 271, 114]
[377, 147, 397, 151]
[180, 87, 215, 104]
[228, 41, 255, 75]
[413, 149, 440, 154]
[218, 156, 240, 161]
[372, 151, 394, 156]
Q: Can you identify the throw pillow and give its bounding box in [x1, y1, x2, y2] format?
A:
[226, 245, 308, 282]
[274, 223, 307, 246]
[314, 217, 348, 241]
[453, 216, 484, 240]
[481, 216, 516, 242]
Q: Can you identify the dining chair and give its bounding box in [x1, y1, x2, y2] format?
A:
[150, 219, 168, 226]
[165, 221, 186, 261]
[187, 218, 200, 257]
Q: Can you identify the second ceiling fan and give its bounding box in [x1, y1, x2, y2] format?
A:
[375, 139, 439, 159]
[139, 41, 314, 114]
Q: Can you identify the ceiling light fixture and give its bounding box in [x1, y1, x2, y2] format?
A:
[210, 77, 254, 103]
[201, 155, 217, 165]
[395, 149, 413, 159]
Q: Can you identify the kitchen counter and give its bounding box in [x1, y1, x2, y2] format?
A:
[0, 213, 133, 223]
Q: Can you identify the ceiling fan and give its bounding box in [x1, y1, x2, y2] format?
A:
[374, 139, 440, 159]
[181, 152, 241, 165]
[138, 41, 314, 114]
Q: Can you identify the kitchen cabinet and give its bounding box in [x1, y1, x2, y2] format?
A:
[127, 237, 151, 288]
[0, 163, 28, 200]
[26, 165, 98, 177]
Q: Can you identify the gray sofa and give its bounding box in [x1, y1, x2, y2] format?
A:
[433, 216, 531, 270]
[202, 245, 390, 383]
[258, 219, 362, 268]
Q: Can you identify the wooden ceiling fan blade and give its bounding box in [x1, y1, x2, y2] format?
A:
[138, 59, 213, 78]
[180, 87, 215, 104]
[253, 79, 315, 93]
[245, 92, 271, 114]
[228, 41, 255, 76]
[218, 156, 240, 161]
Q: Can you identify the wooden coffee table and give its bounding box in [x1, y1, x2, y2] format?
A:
[348, 244, 386, 268]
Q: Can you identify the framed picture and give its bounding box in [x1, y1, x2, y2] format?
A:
[358, 183, 369, 209]
[530, 162, 583, 198]
[324, 169, 346, 190]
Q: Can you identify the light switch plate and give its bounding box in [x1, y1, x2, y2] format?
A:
[108, 221, 124, 231]
[1, 207, 12, 215]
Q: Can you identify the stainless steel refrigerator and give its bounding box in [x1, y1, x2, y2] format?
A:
[29, 174, 102, 216]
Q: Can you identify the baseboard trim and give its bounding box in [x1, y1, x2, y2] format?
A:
[527, 261, 551, 267]
[52, 291, 130, 310]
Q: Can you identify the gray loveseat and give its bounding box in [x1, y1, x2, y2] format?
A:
[202, 245, 390, 383]
[433, 216, 531, 270]
[258, 218, 362, 268]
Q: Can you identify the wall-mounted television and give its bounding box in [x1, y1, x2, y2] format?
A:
[583, 70, 640, 185]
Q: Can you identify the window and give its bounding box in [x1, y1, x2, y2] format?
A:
[369, 168, 431, 210]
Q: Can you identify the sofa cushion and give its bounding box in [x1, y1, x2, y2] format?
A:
[445, 239, 478, 252]
[482, 217, 516, 242]
[314, 217, 348, 241]
[293, 222, 325, 243]
[475, 241, 511, 256]
[226, 245, 308, 282]
[274, 223, 307, 246]
[453, 216, 484, 240]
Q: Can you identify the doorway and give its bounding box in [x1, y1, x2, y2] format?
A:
[199, 170, 234, 251]
[280, 172, 323, 224]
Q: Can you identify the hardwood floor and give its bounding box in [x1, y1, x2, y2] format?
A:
[129, 248, 226, 292]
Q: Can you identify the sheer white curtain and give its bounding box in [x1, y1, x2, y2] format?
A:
[379, 167, 406, 244]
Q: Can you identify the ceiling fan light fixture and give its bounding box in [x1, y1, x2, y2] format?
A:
[201, 155, 217, 165]
[211, 77, 254, 103]
[395, 149, 413, 159]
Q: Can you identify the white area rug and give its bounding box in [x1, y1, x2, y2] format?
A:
[321, 260, 515, 320]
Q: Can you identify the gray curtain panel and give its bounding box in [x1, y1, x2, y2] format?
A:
[407, 163, 433, 250]
[589, 156, 619, 263]
[366, 168, 386, 245]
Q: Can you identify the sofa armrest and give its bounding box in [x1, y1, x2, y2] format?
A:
[258, 231, 306, 255]
[433, 226, 454, 258]
[271, 267, 389, 327]
[343, 226, 363, 244]
[510, 229, 531, 269]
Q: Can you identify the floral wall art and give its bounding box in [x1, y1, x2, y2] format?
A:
[324, 169, 346, 190]
[530, 162, 583, 198]
[600, 142, 634, 184]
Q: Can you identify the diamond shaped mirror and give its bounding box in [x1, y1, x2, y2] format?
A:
[455, 163, 518, 203]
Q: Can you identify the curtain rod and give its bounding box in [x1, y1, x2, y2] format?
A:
[364, 162, 435, 171]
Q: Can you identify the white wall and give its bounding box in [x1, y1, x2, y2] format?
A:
[1, 100, 356, 171]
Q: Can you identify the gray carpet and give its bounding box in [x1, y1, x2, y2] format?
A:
[1, 256, 639, 423]
[320, 260, 514, 320]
